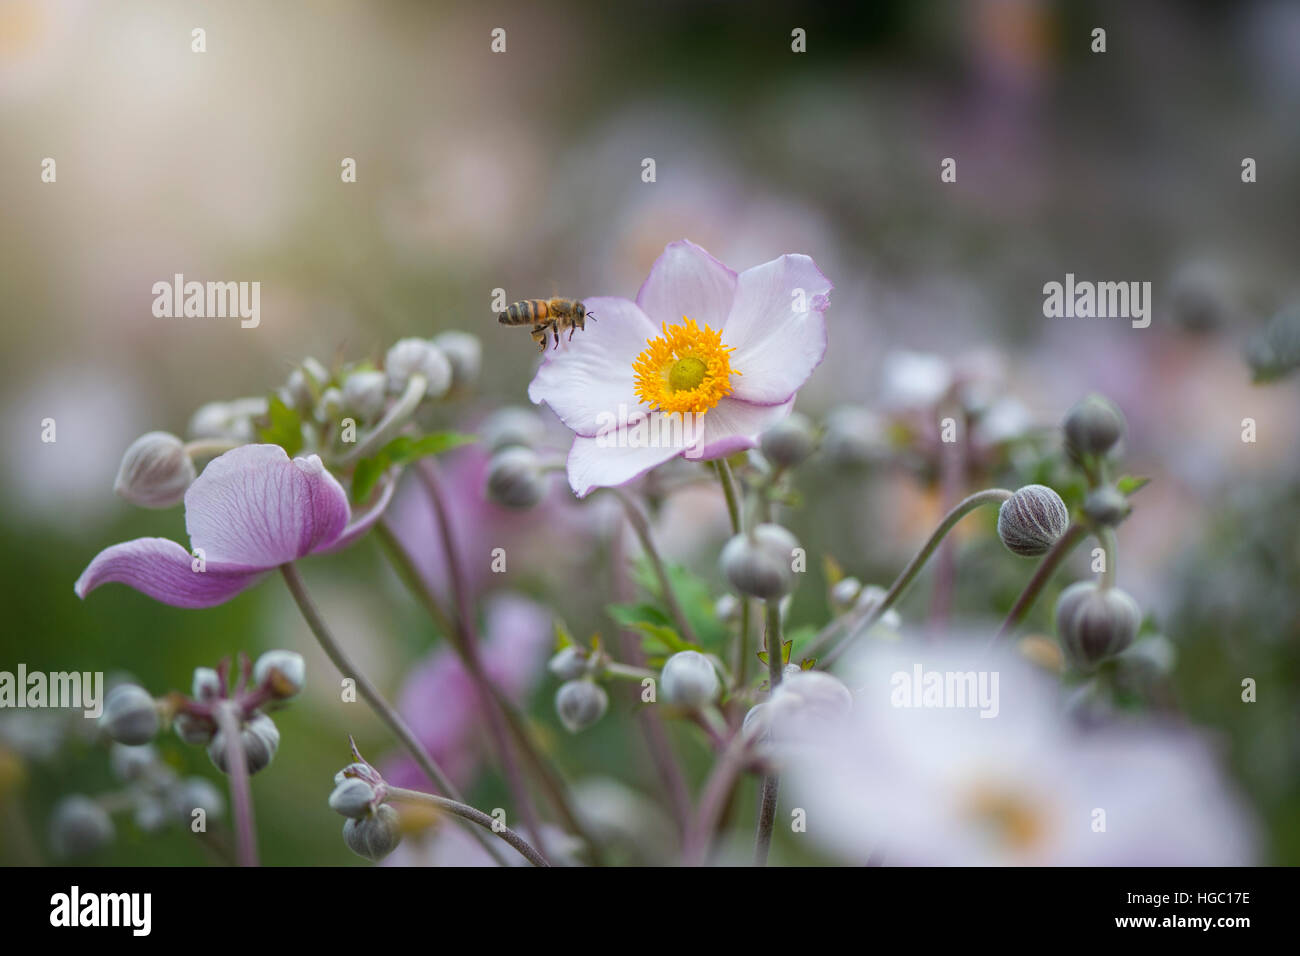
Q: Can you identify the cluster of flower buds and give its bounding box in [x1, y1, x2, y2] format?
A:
[482, 406, 551, 509]
[48, 742, 226, 859]
[546, 643, 611, 732]
[159, 650, 305, 776]
[328, 740, 402, 862]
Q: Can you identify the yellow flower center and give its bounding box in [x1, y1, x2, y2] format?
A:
[964, 786, 1046, 852]
[632, 318, 737, 415]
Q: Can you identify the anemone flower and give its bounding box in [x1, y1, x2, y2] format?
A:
[528, 240, 831, 496]
[74, 444, 393, 609]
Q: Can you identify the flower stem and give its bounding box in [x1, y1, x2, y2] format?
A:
[608, 486, 701, 645]
[385, 786, 551, 867]
[684, 729, 751, 865]
[816, 488, 1014, 665]
[753, 600, 784, 866]
[413, 461, 551, 860]
[213, 700, 258, 867]
[277, 562, 511, 866]
[1097, 527, 1117, 590]
[713, 458, 743, 533]
[993, 522, 1088, 642]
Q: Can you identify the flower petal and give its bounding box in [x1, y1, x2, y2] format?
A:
[722, 254, 832, 405]
[696, 396, 796, 459]
[527, 296, 657, 438]
[185, 445, 350, 569]
[74, 537, 264, 608]
[635, 239, 737, 330]
[322, 467, 397, 554]
[565, 429, 681, 498]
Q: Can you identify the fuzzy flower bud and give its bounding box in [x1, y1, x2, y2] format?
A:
[192, 667, 222, 702]
[829, 576, 862, 612]
[1083, 486, 1131, 526]
[432, 331, 482, 394]
[1063, 394, 1125, 457]
[482, 406, 546, 452]
[997, 485, 1069, 557]
[548, 646, 589, 681]
[1055, 581, 1141, 670]
[329, 777, 379, 819]
[343, 803, 402, 862]
[173, 712, 215, 746]
[760, 413, 816, 470]
[170, 777, 225, 822]
[714, 593, 739, 624]
[342, 370, 388, 420]
[100, 683, 159, 745]
[207, 712, 280, 775]
[385, 338, 452, 399]
[660, 651, 721, 708]
[316, 387, 343, 421]
[720, 524, 801, 600]
[50, 795, 115, 858]
[109, 743, 157, 782]
[253, 650, 306, 700]
[486, 446, 547, 509]
[114, 432, 196, 509]
[555, 680, 608, 733]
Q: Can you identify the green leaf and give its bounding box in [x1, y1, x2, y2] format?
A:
[351, 456, 387, 503]
[800, 658, 816, 671]
[606, 602, 691, 655]
[553, 619, 574, 651]
[350, 431, 476, 504]
[1116, 475, 1151, 496]
[628, 558, 728, 647]
[781, 639, 793, 664]
[257, 394, 304, 457]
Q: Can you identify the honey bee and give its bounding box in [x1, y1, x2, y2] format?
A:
[499, 297, 595, 352]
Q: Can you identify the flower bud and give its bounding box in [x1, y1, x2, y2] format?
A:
[192, 667, 222, 702]
[1063, 394, 1125, 457]
[134, 794, 170, 833]
[1055, 581, 1141, 670]
[284, 368, 316, 412]
[714, 593, 740, 624]
[170, 777, 225, 822]
[482, 406, 546, 451]
[109, 743, 157, 782]
[342, 370, 388, 420]
[316, 386, 343, 421]
[760, 413, 816, 469]
[100, 683, 159, 745]
[555, 680, 608, 733]
[744, 671, 853, 741]
[188, 397, 267, 444]
[1082, 486, 1130, 526]
[173, 712, 216, 746]
[548, 646, 589, 681]
[334, 763, 370, 785]
[50, 795, 114, 857]
[997, 485, 1069, 557]
[660, 651, 720, 709]
[720, 524, 801, 600]
[329, 777, 379, 819]
[486, 446, 547, 509]
[432, 331, 482, 394]
[829, 577, 862, 613]
[385, 338, 452, 399]
[114, 432, 196, 509]
[207, 712, 280, 775]
[343, 803, 402, 862]
[253, 650, 306, 700]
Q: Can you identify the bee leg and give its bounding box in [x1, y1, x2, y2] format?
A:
[550, 321, 560, 350]
[531, 324, 548, 352]
[568, 326, 576, 342]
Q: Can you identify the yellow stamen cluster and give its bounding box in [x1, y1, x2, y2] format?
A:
[632, 317, 737, 415]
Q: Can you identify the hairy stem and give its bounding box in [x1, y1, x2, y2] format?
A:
[213, 701, 258, 867]
[278, 562, 510, 866]
[385, 786, 550, 867]
[816, 488, 1014, 665]
[714, 458, 744, 533]
[994, 522, 1088, 642]
[753, 600, 784, 866]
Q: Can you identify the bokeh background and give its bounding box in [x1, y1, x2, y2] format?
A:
[2, 0, 1298, 865]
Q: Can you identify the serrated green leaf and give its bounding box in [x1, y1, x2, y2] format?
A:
[257, 394, 304, 457]
[553, 620, 574, 651]
[800, 658, 816, 670]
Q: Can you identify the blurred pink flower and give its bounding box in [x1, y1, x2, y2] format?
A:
[529, 240, 832, 496]
[75, 444, 392, 608]
[381, 593, 553, 792]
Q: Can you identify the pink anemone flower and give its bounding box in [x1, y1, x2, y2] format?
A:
[528, 240, 832, 496]
[74, 444, 393, 608]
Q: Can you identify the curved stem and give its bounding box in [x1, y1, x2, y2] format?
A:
[339, 373, 425, 464]
[816, 488, 1013, 665]
[213, 701, 258, 867]
[385, 786, 550, 867]
[993, 522, 1087, 643]
[684, 730, 752, 865]
[753, 600, 784, 866]
[278, 562, 510, 866]
[414, 461, 550, 860]
[608, 487, 701, 645]
[183, 438, 241, 461]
